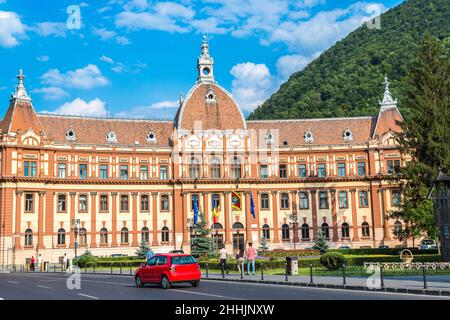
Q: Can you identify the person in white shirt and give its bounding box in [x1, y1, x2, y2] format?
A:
[62, 253, 68, 271]
[219, 246, 229, 274]
[37, 254, 43, 272]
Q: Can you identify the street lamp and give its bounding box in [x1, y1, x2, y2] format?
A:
[429, 169, 450, 262]
[71, 219, 80, 258]
[289, 213, 299, 250]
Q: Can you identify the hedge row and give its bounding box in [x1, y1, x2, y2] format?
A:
[328, 248, 438, 256]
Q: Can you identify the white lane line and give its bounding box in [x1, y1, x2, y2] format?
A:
[7, 281, 19, 284]
[169, 289, 246, 300]
[78, 293, 99, 300]
[0, 297, 4, 300]
[37, 285, 52, 289]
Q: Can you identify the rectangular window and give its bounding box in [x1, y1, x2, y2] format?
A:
[337, 163, 346, 177]
[58, 194, 67, 212]
[24, 161, 37, 177]
[387, 160, 400, 175]
[79, 164, 87, 179]
[78, 194, 88, 212]
[100, 195, 108, 212]
[299, 192, 308, 209]
[25, 193, 34, 212]
[140, 165, 148, 180]
[279, 164, 287, 178]
[391, 190, 401, 207]
[58, 163, 66, 178]
[120, 194, 129, 211]
[212, 193, 220, 209]
[317, 163, 326, 177]
[100, 165, 108, 179]
[339, 191, 348, 208]
[160, 166, 168, 179]
[359, 191, 369, 207]
[298, 164, 307, 178]
[280, 193, 289, 210]
[141, 194, 149, 211]
[358, 162, 366, 176]
[260, 165, 268, 179]
[261, 193, 269, 209]
[394, 160, 401, 173]
[120, 165, 128, 180]
[319, 191, 328, 209]
[161, 194, 169, 211]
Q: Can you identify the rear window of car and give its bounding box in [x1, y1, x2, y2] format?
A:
[171, 255, 197, 265]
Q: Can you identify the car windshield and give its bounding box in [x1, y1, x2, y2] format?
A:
[422, 240, 433, 245]
[171, 255, 197, 265]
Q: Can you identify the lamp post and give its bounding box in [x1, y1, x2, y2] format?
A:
[289, 213, 299, 250]
[71, 219, 80, 258]
[429, 170, 450, 262]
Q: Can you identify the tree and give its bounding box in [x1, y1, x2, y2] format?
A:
[312, 228, 329, 254]
[135, 240, 151, 259]
[190, 211, 216, 258]
[390, 33, 450, 242]
[257, 236, 269, 255]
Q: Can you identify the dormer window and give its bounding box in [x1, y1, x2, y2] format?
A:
[205, 86, 216, 103]
[304, 129, 314, 143]
[146, 131, 157, 143]
[106, 131, 117, 143]
[65, 128, 76, 141]
[265, 131, 274, 145]
[343, 128, 353, 141]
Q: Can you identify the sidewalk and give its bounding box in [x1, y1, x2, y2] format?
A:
[202, 273, 450, 296]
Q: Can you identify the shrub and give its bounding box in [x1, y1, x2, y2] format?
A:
[261, 249, 320, 259]
[320, 252, 346, 270]
[328, 248, 438, 256]
[74, 251, 98, 268]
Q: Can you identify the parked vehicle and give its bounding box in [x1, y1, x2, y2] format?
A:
[110, 254, 127, 257]
[378, 245, 389, 249]
[134, 254, 201, 289]
[419, 239, 437, 250]
[338, 245, 351, 250]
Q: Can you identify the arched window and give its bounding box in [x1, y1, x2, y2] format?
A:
[232, 222, 244, 229]
[341, 222, 350, 238]
[100, 228, 108, 244]
[321, 223, 330, 239]
[121, 227, 129, 244]
[301, 223, 310, 240]
[262, 224, 270, 240]
[281, 224, 290, 240]
[211, 223, 223, 230]
[161, 226, 170, 242]
[231, 157, 242, 179]
[141, 227, 149, 243]
[189, 157, 200, 179]
[210, 157, 221, 179]
[57, 228, 66, 245]
[79, 228, 87, 245]
[24, 229, 33, 246]
[362, 222, 370, 237]
[393, 220, 402, 237]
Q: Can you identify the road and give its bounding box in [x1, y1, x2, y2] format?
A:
[0, 273, 448, 300]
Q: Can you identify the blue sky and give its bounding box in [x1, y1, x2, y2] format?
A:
[0, 0, 403, 120]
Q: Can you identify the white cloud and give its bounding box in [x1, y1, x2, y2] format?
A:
[116, 100, 178, 119]
[41, 64, 109, 90]
[276, 53, 320, 81]
[100, 55, 114, 64]
[36, 55, 50, 62]
[33, 22, 67, 37]
[92, 27, 132, 45]
[116, 35, 131, 45]
[115, 11, 191, 33]
[0, 11, 26, 48]
[230, 62, 274, 112]
[32, 87, 69, 100]
[46, 98, 107, 117]
[123, 0, 150, 11]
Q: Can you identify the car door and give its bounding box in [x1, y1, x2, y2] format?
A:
[154, 256, 168, 282]
[142, 257, 157, 282]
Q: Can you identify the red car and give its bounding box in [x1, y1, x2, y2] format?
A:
[134, 254, 201, 289]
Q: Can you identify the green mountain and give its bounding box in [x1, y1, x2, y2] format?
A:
[248, 0, 450, 120]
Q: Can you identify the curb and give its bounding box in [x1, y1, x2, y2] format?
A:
[202, 277, 450, 297]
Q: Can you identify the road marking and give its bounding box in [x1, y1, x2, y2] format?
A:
[37, 285, 52, 289]
[0, 297, 4, 300]
[7, 281, 19, 284]
[78, 293, 99, 300]
[169, 289, 246, 300]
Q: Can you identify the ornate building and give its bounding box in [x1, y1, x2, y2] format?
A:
[0, 38, 408, 265]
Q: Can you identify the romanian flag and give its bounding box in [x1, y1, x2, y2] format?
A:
[212, 206, 220, 224]
[231, 191, 241, 211]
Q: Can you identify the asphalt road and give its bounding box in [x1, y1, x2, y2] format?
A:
[0, 272, 448, 300]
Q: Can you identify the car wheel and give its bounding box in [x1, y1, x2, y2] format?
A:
[191, 280, 200, 287]
[161, 275, 171, 289]
[135, 275, 144, 288]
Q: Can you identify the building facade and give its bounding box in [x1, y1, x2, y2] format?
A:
[0, 38, 409, 265]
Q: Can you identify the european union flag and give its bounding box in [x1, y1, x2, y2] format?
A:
[250, 192, 255, 219]
[193, 195, 199, 225]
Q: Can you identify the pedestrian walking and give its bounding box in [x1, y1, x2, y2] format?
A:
[146, 248, 154, 262]
[30, 256, 36, 272]
[37, 254, 43, 272]
[219, 246, 229, 274]
[62, 253, 68, 271]
[246, 242, 257, 275]
[236, 245, 245, 275]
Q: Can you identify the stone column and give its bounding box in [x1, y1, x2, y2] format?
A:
[151, 192, 158, 246]
[381, 188, 391, 241]
[350, 189, 359, 241]
[271, 191, 280, 243]
[224, 192, 231, 244]
[131, 192, 139, 246]
[182, 192, 189, 246]
[111, 192, 118, 247]
[37, 191, 46, 250]
[330, 189, 338, 242]
[90, 192, 97, 248]
[310, 190, 318, 240]
[14, 191, 23, 249]
[203, 192, 210, 225]
[69, 192, 76, 248]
